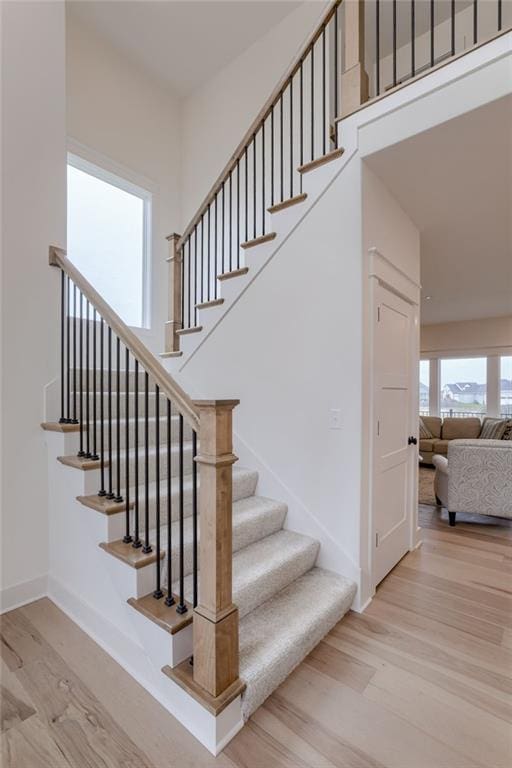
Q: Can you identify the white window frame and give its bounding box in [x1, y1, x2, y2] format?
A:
[67, 149, 152, 330]
[420, 351, 512, 418]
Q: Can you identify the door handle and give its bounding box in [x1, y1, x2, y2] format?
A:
[408, 436, 417, 446]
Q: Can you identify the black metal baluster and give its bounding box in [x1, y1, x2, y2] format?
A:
[262, 123, 265, 233]
[142, 371, 151, 554]
[85, 300, 91, 457]
[311, 44, 315, 160]
[207, 204, 211, 299]
[334, 8, 338, 146]
[200, 214, 205, 304]
[133, 360, 141, 548]
[91, 309, 98, 460]
[271, 105, 275, 205]
[194, 226, 198, 326]
[66, 276, 71, 422]
[280, 97, 284, 202]
[59, 270, 65, 423]
[222, 183, 225, 270]
[98, 317, 106, 496]
[244, 146, 248, 242]
[252, 134, 256, 238]
[192, 429, 198, 608]
[290, 80, 294, 197]
[72, 284, 78, 423]
[214, 194, 219, 288]
[473, 0, 477, 45]
[236, 162, 240, 268]
[430, 0, 435, 68]
[229, 171, 233, 269]
[300, 60, 304, 189]
[153, 384, 163, 598]
[189, 238, 192, 329]
[451, 0, 455, 57]
[78, 292, 85, 457]
[411, 0, 415, 78]
[123, 347, 132, 543]
[322, 26, 326, 153]
[393, 0, 397, 87]
[498, 0, 502, 31]
[106, 327, 114, 497]
[114, 337, 122, 502]
[181, 243, 185, 329]
[176, 413, 187, 614]
[165, 398, 174, 606]
[376, 0, 380, 95]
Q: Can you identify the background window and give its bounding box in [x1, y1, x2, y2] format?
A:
[501, 356, 512, 417]
[419, 360, 429, 415]
[440, 358, 487, 418]
[67, 157, 150, 328]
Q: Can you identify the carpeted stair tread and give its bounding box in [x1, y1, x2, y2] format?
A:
[149, 496, 287, 582]
[239, 567, 357, 720]
[176, 529, 319, 619]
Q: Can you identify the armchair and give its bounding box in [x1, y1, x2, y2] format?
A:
[433, 439, 512, 526]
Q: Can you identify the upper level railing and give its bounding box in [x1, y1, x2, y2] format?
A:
[49, 246, 243, 708]
[369, 0, 509, 100]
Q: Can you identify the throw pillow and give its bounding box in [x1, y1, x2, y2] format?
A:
[479, 417, 508, 440]
[502, 420, 512, 440]
[419, 416, 433, 439]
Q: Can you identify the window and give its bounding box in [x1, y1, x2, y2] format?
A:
[501, 356, 512, 418]
[419, 360, 429, 415]
[440, 357, 487, 418]
[67, 155, 151, 328]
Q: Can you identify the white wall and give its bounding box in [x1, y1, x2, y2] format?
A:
[66, 8, 182, 353]
[421, 316, 512, 357]
[1, 0, 66, 608]
[362, 164, 420, 283]
[180, 1, 329, 226]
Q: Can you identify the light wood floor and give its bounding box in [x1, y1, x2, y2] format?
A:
[2, 505, 511, 768]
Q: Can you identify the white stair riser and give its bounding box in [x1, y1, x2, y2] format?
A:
[85, 415, 193, 449]
[101, 469, 259, 540]
[108, 442, 195, 485]
[74, 391, 184, 418]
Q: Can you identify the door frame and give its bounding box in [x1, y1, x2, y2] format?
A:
[362, 248, 421, 603]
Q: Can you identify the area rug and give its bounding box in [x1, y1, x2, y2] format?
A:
[418, 466, 437, 506]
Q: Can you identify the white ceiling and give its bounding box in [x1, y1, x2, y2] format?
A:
[365, 95, 512, 326]
[67, 0, 302, 97]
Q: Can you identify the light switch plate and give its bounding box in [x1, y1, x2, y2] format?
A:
[329, 409, 342, 430]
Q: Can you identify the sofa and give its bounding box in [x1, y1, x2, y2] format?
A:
[419, 416, 481, 464]
[433, 439, 512, 525]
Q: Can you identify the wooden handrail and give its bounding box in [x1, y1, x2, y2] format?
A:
[49, 246, 199, 431]
[178, 0, 342, 249]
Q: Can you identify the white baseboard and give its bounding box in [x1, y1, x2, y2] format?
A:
[0, 574, 48, 614]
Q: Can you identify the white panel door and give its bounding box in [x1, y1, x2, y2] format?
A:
[372, 283, 414, 587]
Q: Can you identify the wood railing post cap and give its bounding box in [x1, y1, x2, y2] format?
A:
[49, 244, 66, 266]
[193, 399, 240, 410]
[166, 232, 182, 242]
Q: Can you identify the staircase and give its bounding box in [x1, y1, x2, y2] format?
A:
[43, 237, 357, 752]
[41, 0, 508, 753]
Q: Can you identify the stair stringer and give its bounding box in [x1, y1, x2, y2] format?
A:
[43, 429, 244, 755]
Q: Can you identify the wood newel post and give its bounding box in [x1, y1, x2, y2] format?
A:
[340, 0, 369, 117]
[192, 399, 240, 698]
[165, 233, 183, 353]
